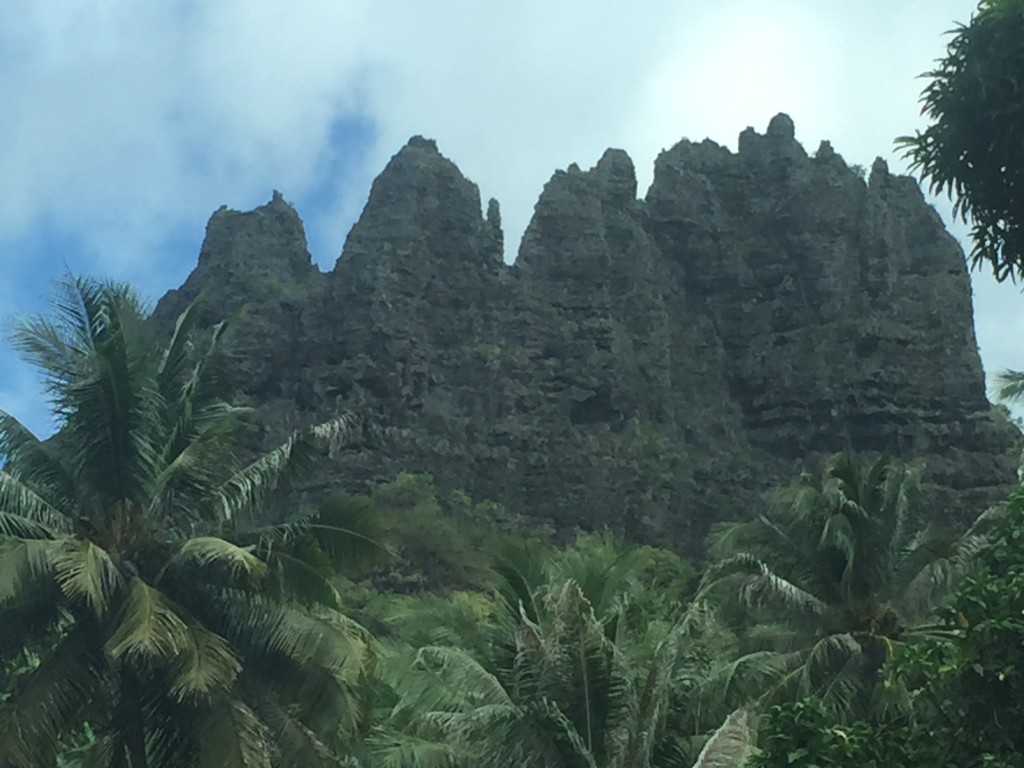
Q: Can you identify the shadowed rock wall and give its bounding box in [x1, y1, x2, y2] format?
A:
[154, 117, 1019, 551]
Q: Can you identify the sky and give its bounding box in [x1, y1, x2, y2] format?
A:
[2, 0, 1021, 437]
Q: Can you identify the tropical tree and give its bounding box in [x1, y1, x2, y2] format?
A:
[0, 276, 379, 767]
[896, 0, 1024, 282]
[756, 489, 1024, 768]
[700, 453, 989, 720]
[370, 534, 750, 768]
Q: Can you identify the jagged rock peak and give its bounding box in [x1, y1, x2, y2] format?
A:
[517, 149, 641, 278]
[351, 134, 482, 220]
[210, 188, 296, 221]
[767, 112, 796, 139]
[593, 148, 638, 204]
[869, 157, 891, 186]
[151, 190, 315, 332]
[738, 112, 807, 161]
[486, 198, 502, 228]
[814, 140, 847, 167]
[198, 191, 310, 271]
[332, 135, 501, 276]
[405, 135, 439, 152]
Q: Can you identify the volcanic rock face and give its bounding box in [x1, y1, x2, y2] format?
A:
[155, 117, 1019, 550]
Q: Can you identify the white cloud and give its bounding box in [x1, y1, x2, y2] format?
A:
[0, 0, 981, 269]
[5, 0, 1021, 429]
[0, 1, 373, 288]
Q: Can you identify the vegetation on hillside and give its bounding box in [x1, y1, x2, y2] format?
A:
[2, 275, 1023, 768]
[4, 4, 1024, 765]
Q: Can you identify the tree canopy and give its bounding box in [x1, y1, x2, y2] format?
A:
[897, 0, 1024, 281]
[700, 453, 985, 719]
[0, 276, 377, 767]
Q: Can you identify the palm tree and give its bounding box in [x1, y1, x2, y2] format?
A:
[699, 452, 988, 719]
[995, 369, 1024, 403]
[370, 534, 751, 768]
[0, 276, 379, 767]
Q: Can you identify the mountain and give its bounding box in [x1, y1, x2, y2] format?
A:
[153, 115, 1019, 552]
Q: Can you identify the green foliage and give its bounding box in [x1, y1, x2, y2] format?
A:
[365, 472, 548, 593]
[0, 275, 377, 767]
[757, 491, 1024, 768]
[6, 278, 1020, 767]
[700, 453, 980, 720]
[897, 0, 1024, 281]
[882, 490, 1024, 767]
[369, 534, 733, 768]
[753, 698, 943, 768]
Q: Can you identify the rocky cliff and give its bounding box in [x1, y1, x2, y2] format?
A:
[154, 116, 1020, 552]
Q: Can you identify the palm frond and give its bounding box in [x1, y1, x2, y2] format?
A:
[184, 586, 367, 674]
[697, 651, 796, 715]
[50, 539, 124, 616]
[8, 274, 102, 408]
[613, 614, 701, 768]
[751, 634, 869, 718]
[151, 313, 246, 523]
[104, 577, 192, 663]
[0, 415, 78, 526]
[0, 538, 58, 607]
[194, 696, 273, 768]
[149, 403, 244, 524]
[60, 731, 118, 768]
[248, 693, 340, 768]
[0, 512, 58, 539]
[769, 472, 822, 529]
[897, 510, 995, 621]
[244, 494, 391, 583]
[24, 277, 164, 509]
[168, 622, 242, 700]
[0, 625, 108, 768]
[549, 533, 646, 622]
[241, 658, 363, 747]
[0, 475, 69, 535]
[536, 697, 600, 768]
[690, 709, 758, 768]
[491, 538, 547, 625]
[801, 633, 864, 692]
[304, 494, 391, 571]
[818, 512, 856, 581]
[879, 458, 921, 568]
[546, 580, 624, 758]
[701, 554, 829, 619]
[212, 414, 362, 525]
[814, 649, 870, 720]
[996, 368, 1024, 403]
[261, 548, 343, 607]
[381, 592, 497, 656]
[373, 640, 526, 767]
[379, 643, 512, 742]
[175, 537, 268, 580]
[410, 645, 512, 710]
[369, 728, 462, 768]
[155, 296, 202, 394]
